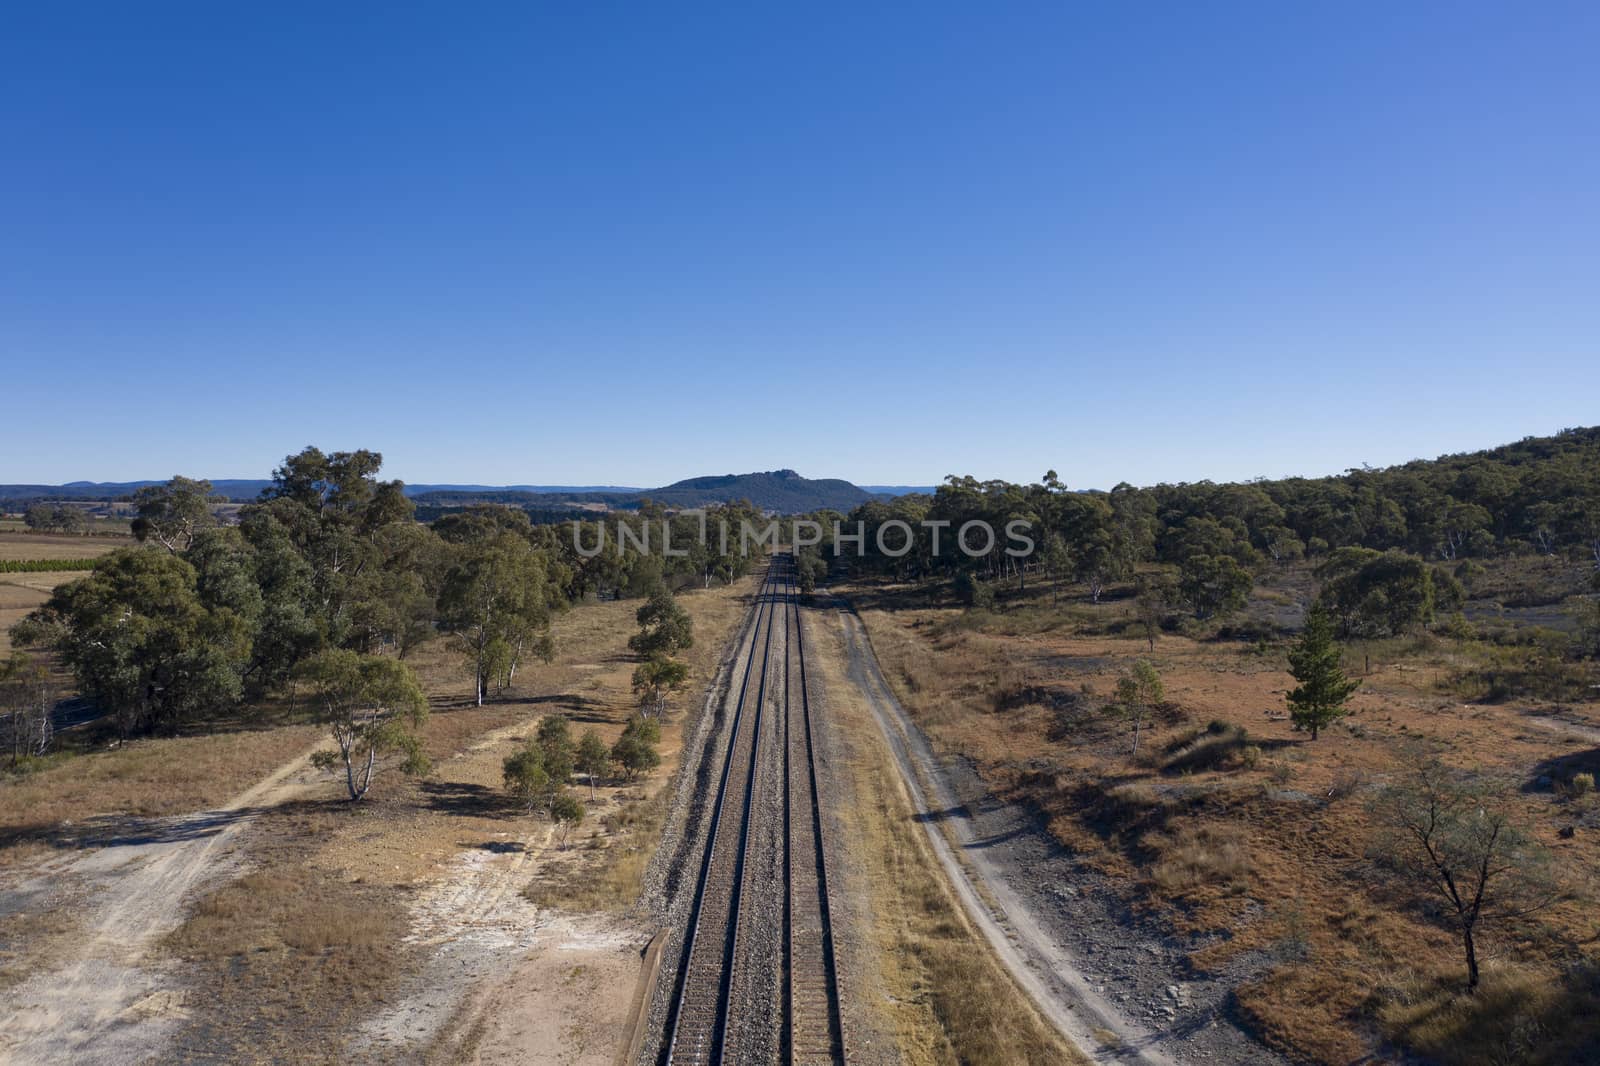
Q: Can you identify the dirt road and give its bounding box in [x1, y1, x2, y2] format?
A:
[0, 745, 326, 1065]
[837, 603, 1286, 1066]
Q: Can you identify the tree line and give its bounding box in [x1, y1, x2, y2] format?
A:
[22, 503, 92, 534]
[824, 426, 1600, 624]
[8, 447, 755, 798]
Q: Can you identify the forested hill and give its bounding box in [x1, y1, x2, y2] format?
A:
[415, 470, 878, 513]
[832, 425, 1600, 585]
[643, 470, 876, 512]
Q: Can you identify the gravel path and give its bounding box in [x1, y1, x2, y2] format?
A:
[838, 602, 1289, 1066]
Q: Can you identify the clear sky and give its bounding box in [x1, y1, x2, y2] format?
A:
[3, 2, 1597, 489]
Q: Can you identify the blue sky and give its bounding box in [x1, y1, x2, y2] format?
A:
[3, 2, 1597, 489]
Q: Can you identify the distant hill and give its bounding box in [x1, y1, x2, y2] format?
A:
[0, 470, 875, 514]
[640, 470, 877, 512]
[0, 481, 643, 503]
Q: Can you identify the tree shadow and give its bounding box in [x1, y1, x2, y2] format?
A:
[419, 780, 521, 819]
[0, 794, 350, 853]
[1523, 744, 1600, 793]
[467, 839, 526, 854]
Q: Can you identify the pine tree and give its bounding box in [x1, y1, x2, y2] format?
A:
[1286, 605, 1359, 740]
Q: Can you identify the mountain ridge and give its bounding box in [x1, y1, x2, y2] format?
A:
[0, 470, 894, 514]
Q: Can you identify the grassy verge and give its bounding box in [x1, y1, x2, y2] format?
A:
[524, 576, 755, 912]
[811, 607, 1085, 1066]
[0, 724, 324, 850]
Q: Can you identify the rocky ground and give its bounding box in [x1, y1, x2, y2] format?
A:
[836, 601, 1289, 1066]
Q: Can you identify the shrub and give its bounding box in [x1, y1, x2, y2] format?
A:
[1567, 772, 1595, 798]
[1163, 721, 1250, 774]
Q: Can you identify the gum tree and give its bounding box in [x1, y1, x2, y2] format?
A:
[298, 649, 430, 801]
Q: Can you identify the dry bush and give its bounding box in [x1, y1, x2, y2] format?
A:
[1146, 823, 1251, 895]
[526, 789, 666, 912]
[1377, 963, 1600, 1066]
[1162, 721, 1250, 775]
[1562, 772, 1595, 798]
[1101, 780, 1168, 823]
[1326, 767, 1368, 802]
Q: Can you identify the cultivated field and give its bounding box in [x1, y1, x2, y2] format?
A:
[0, 532, 123, 654]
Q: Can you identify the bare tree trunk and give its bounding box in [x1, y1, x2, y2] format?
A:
[1464, 925, 1480, 991]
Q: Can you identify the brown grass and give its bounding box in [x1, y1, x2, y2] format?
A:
[847, 565, 1600, 1064]
[0, 725, 324, 849]
[1374, 965, 1600, 1066]
[0, 533, 125, 562]
[160, 803, 410, 1062]
[810, 607, 1086, 1066]
[1145, 822, 1251, 895]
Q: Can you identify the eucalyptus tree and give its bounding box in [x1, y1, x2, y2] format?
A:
[298, 649, 430, 801]
[240, 447, 416, 648]
[12, 549, 252, 736]
[437, 520, 560, 704]
[131, 476, 221, 553]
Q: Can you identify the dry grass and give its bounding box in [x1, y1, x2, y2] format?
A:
[1374, 965, 1600, 1066]
[525, 788, 667, 911]
[1145, 822, 1251, 895]
[160, 803, 410, 1062]
[811, 608, 1085, 1066]
[0, 533, 126, 562]
[847, 566, 1600, 1064]
[0, 725, 324, 850]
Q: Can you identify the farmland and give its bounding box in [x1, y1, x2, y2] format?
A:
[0, 533, 122, 655]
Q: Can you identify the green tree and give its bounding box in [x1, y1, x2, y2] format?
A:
[628, 585, 693, 658]
[611, 715, 662, 781]
[575, 729, 610, 799]
[503, 743, 556, 812]
[1285, 605, 1359, 739]
[438, 530, 557, 705]
[549, 791, 585, 847]
[24, 503, 88, 534]
[1176, 554, 1252, 620]
[12, 549, 251, 737]
[536, 714, 575, 783]
[1115, 659, 1164, 756]
[131, 476, 220, 553]
[240, 446, 416, 651]
[297, 649, 430, 801]
[632, 655, 689, 717]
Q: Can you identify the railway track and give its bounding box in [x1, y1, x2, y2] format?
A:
[664, 555, 847, 1066]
